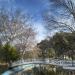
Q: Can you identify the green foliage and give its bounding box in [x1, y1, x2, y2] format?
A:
[51, 32, 70, 57]
[37, 40, 52, 58]
[47, 48, 55, 58]
[50, 32, 75, 59]
[37, 32, 75, 59]
[0, 42, 20, 63]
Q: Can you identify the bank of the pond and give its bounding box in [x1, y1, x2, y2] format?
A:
[0, 64, 8, 74]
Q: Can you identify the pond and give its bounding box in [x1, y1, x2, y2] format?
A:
[2, 64, 75, 75]
[2, 64, 39, 75]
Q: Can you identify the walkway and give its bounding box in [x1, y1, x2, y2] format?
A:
[12, 59, 75, 70]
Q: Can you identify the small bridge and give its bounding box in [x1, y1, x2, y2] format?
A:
[12, 59, 75, 70]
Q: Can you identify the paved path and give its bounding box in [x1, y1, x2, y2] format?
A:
[12, 59, 75, 70]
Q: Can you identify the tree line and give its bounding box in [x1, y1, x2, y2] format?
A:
[37, 31, 75, 61]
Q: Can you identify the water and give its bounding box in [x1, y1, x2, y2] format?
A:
[2, 64, 39, 75]
[2, 64, 75, 75]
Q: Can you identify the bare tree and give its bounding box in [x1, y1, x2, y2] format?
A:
[16, 27, 36, 59]
[0, 8, 36, 59]
[43, 0, 75, 32]
[0, 9, 23, 42]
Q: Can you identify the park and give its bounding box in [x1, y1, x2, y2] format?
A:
[0, 0, 75, 75]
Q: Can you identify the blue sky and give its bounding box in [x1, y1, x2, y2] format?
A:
[0, 0, 50, 42]
[0, 0, 70, 42]
[0, 0, 49, 21]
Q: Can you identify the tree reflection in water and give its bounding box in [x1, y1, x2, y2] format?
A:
[15, 65, 75, 75]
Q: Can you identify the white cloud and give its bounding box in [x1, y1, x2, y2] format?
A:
[33, 22, 47, 42]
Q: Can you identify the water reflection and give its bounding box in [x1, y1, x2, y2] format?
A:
[16, 65, 75, 75]
[2, 64, 75, 75]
